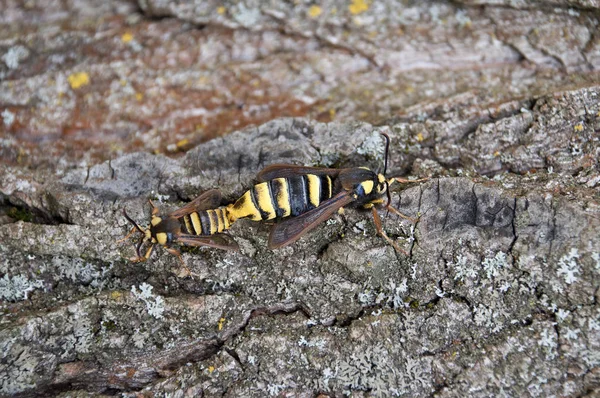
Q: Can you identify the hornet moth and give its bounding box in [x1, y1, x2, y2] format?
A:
[119, 189, 239, 265]
[226, 133, 427, 254]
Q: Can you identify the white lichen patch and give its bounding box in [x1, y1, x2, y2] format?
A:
[131, 283, 165, 319]
[538, 327, 558, 359]
[297, 335, 326, 350]
[2, 45, 30, 69]
[0, 344, 38, 394]
[0, 274, 43, 302]
[482, 251, 509, 279]
[356, 131, 385, 160]
[361, 278, 409, 309]
[1, 109, 15, 127]
[556, 248, 580, 285]
[334, 346, 431, 396]
[591, 252, 600, 272]
[450, 254, 477, 281]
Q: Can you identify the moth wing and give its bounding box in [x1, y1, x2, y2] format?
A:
[177, 233, 239, 251]
[256, 164, 341, 182]
[169, 189, 223, 218]
[268, 191, 355, 249]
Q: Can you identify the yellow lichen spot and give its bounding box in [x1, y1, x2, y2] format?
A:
[416, 132, 424, 142]
[217, 6, 226, 15]
[176, 138, 189, 148]
[120, 79, 127, 86]
[110, 291, 123, 300]
[208, 365, 215, 373]
[121, 32, 133, 43]
[493, 151, 500, 157]
[217, 317, 226, 331]
[135, 92, 143, 101]
[68, 72, 90, 90]
[349, 0, 369, 15]
[405, 85, 415, 94]
[329, 108, 336, 119]
[308, 5, 322, 18]
[331, 7, 337, 15]
[574, 122, 584, 132]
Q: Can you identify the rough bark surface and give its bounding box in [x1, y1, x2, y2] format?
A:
[1, 1, 599, 397]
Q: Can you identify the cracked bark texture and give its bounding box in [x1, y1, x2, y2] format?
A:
[1, 0, 600, 397]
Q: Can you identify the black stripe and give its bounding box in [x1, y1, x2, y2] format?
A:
[216, 208, 225, 231]
[266, 180, 277, 218]
[288, 176, 307, 217]
[208, 211, 218, 232]
[199, 211, 211, 235]
[251, 185, 271, 220]
[320, 175, 332, 202]
[270, 179, 286, 218]
[179, 215, 189, 234]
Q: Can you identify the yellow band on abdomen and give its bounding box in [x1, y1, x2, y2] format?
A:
[253, 182, 277, 220]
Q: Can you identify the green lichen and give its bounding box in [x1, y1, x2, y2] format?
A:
[7, 207, 33, 222]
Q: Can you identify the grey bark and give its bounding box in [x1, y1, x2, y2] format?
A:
[1, 0, 599, 397]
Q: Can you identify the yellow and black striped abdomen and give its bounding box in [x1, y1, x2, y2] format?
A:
[181, 207, 230, 236]
[227, 174, 333, 223]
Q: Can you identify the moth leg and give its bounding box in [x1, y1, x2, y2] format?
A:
[166, 247, 193, 278]
[394, 177, 429, 184]
[385, 205, 417, 223]
[166, 247, 184, 264]
[132, 244, 154, 261]
[372, 207, 409, 256]
[128, 243, 153, 263]
[117, 226, 137, 244]
[148, 199, 159, 216]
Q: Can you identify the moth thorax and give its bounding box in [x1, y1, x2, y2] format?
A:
[360, 179, 375, 195]
[156, 232, 168, 246]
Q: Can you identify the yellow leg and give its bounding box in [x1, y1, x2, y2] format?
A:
[372, 208, 409, 256]
[130, 244, 155, 263]
[166, 247, 184, 265]
[393, 177, 429, 184]
[385, 205, 417, 223]
[148, 199, 159, 215]
[166, 247, 194, 278]
[117, 226, 137, 244]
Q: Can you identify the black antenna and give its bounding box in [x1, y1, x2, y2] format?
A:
[385, 181, 392, 208]
[135, 237, 144, 258]
[381, 132, 391, 176]
[122, 209, 145, 234]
